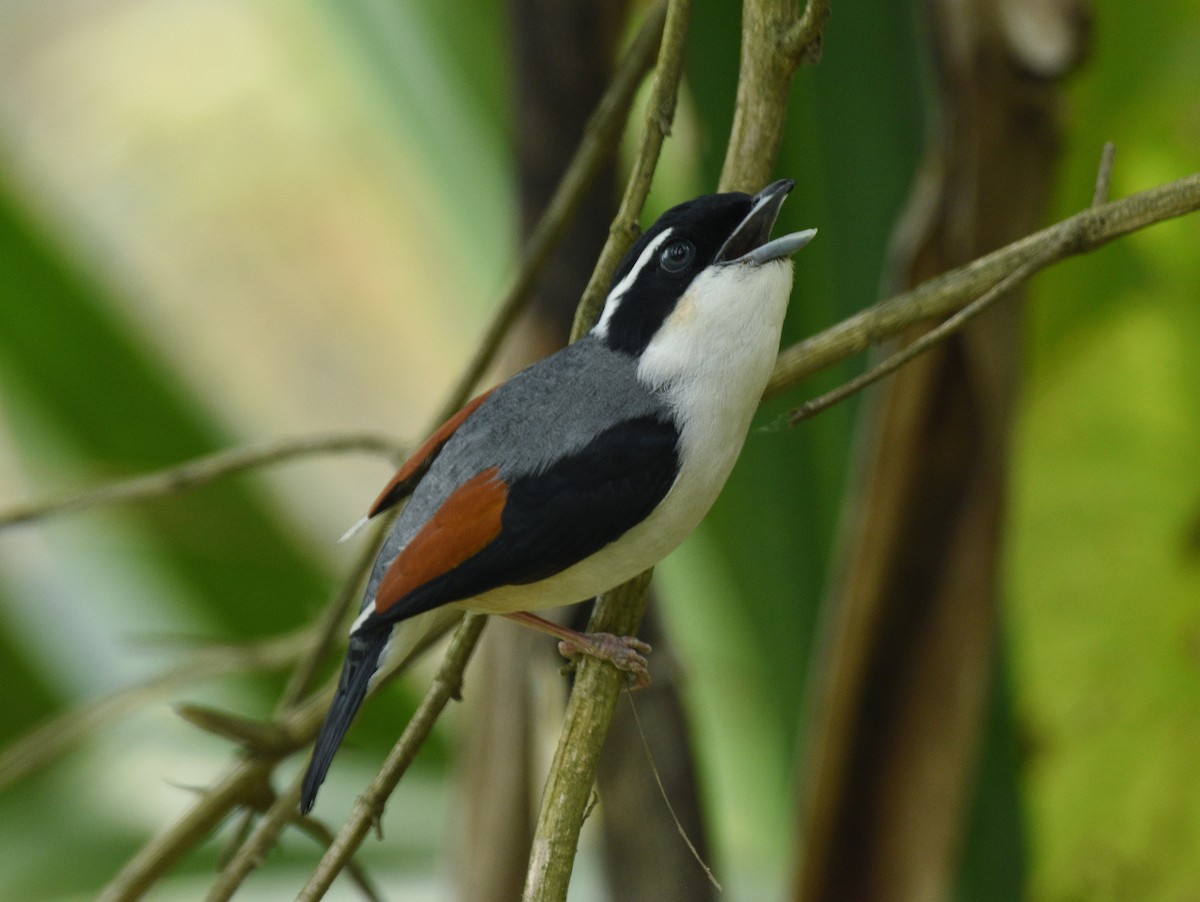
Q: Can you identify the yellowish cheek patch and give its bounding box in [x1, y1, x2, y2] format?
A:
[666, 289, 699, 326]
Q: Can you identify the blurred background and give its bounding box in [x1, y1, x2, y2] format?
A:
[0, 0, 1197, 899]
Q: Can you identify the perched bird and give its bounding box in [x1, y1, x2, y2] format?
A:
[300, 179, 814, 813]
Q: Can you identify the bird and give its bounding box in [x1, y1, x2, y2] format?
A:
[300, 179, 815, 813]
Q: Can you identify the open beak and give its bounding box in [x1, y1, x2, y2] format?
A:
[715, 179, 817, 265]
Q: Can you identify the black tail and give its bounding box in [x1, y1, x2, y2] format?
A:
[300, 629, 388, 814]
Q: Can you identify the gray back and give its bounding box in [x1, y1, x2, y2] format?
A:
[363, 336, 668, 607]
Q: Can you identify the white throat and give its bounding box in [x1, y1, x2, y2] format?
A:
[635, 259, 795, 533]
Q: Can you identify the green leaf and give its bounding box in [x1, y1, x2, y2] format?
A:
[0, 176, 330, 640]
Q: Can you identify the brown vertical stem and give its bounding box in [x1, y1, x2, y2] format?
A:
[456, 1, 628, 899]
[792, 0, 1091, 899]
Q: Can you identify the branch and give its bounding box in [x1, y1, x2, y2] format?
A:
[0, 433, 404, 530]
[787, 241, 1059, 423]
[101, 607, 462, 901]
[99, 757, 275, 902]
[765, 172, 1200, 398]
[0, 629, 308, 792]
[525, 1, 828, 899]
[569, 0, 688, 341]
[442, 0, 670, 418]
[97, 528, 457, 900]
[292, 817, 385, 902]
[297, 613, 488, 901]
[205, 768, 310, 902]
[720, 0, 826, 192]
[523, 0, 698, 897]
[781, 0, 830, 66]
[786, 144, 1122, 422]
[522, 574, 653, 901]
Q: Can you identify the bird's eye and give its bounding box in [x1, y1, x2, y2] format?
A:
[659, 239, 696, 274]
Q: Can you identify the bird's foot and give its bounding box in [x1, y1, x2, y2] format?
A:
[557, 632, 653, 689]
[502, 612, 653, 688]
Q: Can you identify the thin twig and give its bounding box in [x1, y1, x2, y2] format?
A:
[440, 0, 670, 418]
[107, 609, 463, 901]
[293, 817, 385, 902]
[297, 613, 488, 901]
[205, 770, 308, 902]
[200, 601, 461, 898]
[623, 689, 721, 890]
[787, 242, 1060, 423]
[96, 539, 383, 899]
[0, 432, 403, 530]
[720, 0, 823, 192]
[99, 758, 275, 902]
[276, 529, 386, 712]
[569, 0, 689, 341]
[789, 144, 1127, 423]
[781, 0, 831, 65]
[0, 629, 308, 792]
[522, 3, 693, 895]
[175, 704, 295, 755]
[765, 172, 1200, 398]
[523, 575, 654, 902]
[529, 1, 826, 898]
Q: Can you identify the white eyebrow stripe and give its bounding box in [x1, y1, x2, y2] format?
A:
[592, 227, 674, 339]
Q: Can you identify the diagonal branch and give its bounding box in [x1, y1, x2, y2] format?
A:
[786, 240, 1061, 423]
[293, 816, 385, 902]
[443, 0, 670, 418]
[524, 0, 699, 896]
[0, 432, 404, 530]
[785, 139, 1129, 425]
[297, 613, 488, 901]
[188, 5, 680, 900]
[526, 1, 829, 899]
[569, 0, 686, 341]
[0, 628, 310, 792]
[765, 172, 1200, 398]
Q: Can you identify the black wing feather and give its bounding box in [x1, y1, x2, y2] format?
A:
[390, 414, 680, 619]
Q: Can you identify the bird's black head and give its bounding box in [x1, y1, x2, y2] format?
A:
[593, 180, 813, 356]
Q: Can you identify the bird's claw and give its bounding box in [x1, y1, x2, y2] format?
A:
[557, 632, 653, 689]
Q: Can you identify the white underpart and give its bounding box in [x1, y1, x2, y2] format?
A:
[463, 257, 796, 615]
[591, 228, 674, 341]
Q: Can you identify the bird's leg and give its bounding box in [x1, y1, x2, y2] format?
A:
[502, 611, 652, 688]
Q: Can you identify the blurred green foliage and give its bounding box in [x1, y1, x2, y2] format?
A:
[1010, 2, 1200, 898]
[0, 178, 331, 643]
[0, 0, 1196, 898]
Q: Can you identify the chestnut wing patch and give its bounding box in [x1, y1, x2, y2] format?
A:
[374, 467, 508, 615]
[368, 388, 495, 519]
[371, 415, 680, 622]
